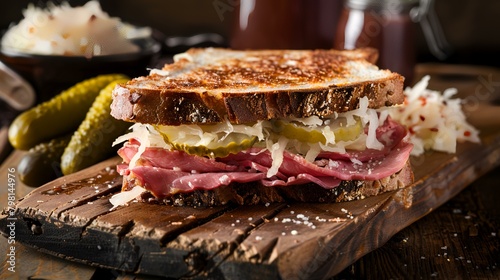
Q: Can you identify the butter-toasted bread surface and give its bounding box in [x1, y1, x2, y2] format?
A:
[111, 48, 404, 125]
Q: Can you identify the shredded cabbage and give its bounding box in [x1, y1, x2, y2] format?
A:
[388, 75, 480, 156]
[267, 136, 289, 177]
[366, 109, 384, 150]
[113, 124, 167, 168]
[109, 186, 145, 210]
[1, 1, 148, 56]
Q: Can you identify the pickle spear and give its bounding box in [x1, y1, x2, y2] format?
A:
[61, 79, 130, 175]
[8, 74, 128, 150]
[17, 135, 70, 187]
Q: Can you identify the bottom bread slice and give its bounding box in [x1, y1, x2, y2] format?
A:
[124, 160, 414, 207]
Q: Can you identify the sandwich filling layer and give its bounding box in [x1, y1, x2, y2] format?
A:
[112, 97, 413, 203]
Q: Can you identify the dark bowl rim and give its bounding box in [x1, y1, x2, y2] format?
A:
[0, 36, 162, 62]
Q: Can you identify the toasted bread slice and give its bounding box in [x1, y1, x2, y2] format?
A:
[111, 48, 404, 125]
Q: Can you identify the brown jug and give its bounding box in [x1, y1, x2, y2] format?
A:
[230, 0, 343, 50]
[334, 0, 451, 84]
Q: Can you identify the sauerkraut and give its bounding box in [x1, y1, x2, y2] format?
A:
[1, 1, 151, 56]
[387, 75, 480, 156]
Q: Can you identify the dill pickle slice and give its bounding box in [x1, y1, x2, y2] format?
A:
[156, 125, 257, 158]
[272, 118, 363, 144]
[172, 135, 257, 158]
[331, 117, 363, 142]
[272, 120, 326, 143]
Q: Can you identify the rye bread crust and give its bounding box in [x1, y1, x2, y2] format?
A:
[110, 48, 405, 125]
[111, 76, 404, 125]
[124, 160, 414, 207]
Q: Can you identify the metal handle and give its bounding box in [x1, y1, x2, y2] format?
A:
[164, 33, 226, 49]
[411, 0, 452, 60]
[0, 61, 35, 111]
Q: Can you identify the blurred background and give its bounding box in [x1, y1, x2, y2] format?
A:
[1, 0, 499, 68]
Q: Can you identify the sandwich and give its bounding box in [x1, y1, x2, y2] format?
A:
[109, 47, 414, 207]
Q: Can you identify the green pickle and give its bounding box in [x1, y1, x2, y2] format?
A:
[272, 120, 327, 143]
[17, 135, 71, 187]
[272, 118, 363, 144]
[157, 125, 257, 158]
[330, 118, 363, 142]
[8, 74, 128, 150]
[172, 135, 257, 158]
[60, 78, 130, 175]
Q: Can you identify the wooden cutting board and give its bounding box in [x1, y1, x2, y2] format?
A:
[1, 64, 500, 279]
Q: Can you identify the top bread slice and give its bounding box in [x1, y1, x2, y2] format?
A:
[111, 47, 405, 125]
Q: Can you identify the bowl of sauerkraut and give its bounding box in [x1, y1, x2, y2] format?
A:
[0, 1, 161, 103]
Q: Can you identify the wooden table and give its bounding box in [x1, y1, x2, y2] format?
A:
[1, 63, 499, 279]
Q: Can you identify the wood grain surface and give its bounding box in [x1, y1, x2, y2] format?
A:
[0, 64, 499, 279]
